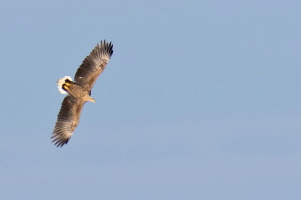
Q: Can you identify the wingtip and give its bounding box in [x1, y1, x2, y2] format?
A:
[51, 134, 70, 148]
[98, 40, 113, 58]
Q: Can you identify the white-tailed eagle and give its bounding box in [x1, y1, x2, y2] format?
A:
[51, 40, 113, 147]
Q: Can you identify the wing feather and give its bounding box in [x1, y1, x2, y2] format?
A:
[74, 40, 113, 93]
[51, 95, 85, 147]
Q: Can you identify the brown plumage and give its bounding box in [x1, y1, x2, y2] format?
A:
[51, 41, 113, 147]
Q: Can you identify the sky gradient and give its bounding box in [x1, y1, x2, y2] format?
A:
[1, 1, 301, 199]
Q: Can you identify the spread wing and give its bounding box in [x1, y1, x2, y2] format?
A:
[74, 40, 113, 94]
[51, 95, 85, 147]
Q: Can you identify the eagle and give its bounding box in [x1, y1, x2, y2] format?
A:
[51, 40, 113, 147]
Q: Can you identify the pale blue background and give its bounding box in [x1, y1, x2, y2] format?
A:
[1, 1, 300, 199]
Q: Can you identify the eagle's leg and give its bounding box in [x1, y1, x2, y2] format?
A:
[62, 82, 71, 90]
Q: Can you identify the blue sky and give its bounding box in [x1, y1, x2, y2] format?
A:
[1, 0, 300, 199]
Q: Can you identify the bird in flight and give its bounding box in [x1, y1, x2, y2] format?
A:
[51, 40, 113, 147]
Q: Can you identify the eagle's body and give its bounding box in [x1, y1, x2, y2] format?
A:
[51, 41, 113, 147]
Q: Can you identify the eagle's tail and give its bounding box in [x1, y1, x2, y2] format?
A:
[57, 76, 73, 94]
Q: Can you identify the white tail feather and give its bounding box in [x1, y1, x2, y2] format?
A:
[57, 76, 72, 94]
